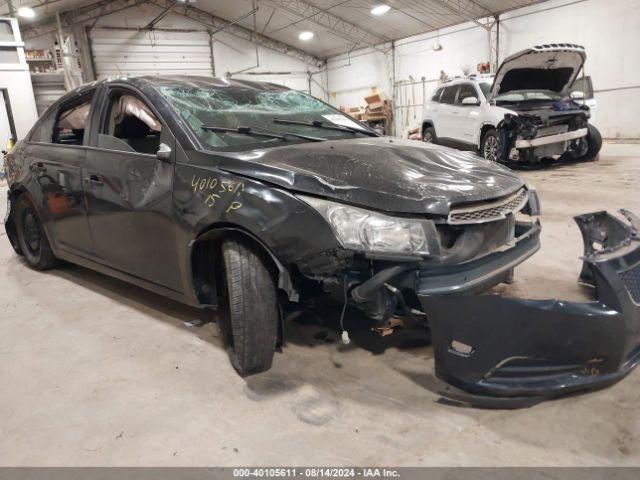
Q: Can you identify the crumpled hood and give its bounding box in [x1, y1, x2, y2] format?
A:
[214, 137, 524, 216]
[490, 44, 586, 98]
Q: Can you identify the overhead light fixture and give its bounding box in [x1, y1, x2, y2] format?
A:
[432, 43, 443, 51]
[299, 31, 314, 41]
[17, 6, 36, 18]
[371, 4, 391, 15]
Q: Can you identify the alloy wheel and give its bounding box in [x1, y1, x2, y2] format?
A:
[483, 135, 499, 161]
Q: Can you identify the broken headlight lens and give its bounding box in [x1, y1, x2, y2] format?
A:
[299, 196, 429, 255]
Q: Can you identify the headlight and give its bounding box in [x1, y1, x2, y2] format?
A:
[299, 196, 430, 256]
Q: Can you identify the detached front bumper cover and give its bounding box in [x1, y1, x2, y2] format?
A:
[419, 210, 640, 407]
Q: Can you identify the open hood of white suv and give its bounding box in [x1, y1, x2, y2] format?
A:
[489, 44, 586, 98]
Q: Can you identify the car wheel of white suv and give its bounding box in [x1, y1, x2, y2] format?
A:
[482, 129, 499, 161]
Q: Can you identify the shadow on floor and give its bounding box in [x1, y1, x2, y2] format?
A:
[33, 258, 445, 406]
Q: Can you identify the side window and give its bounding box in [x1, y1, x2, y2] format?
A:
[431, 87, 443, 102]
[456, 84, 479, 105]
[440, 85, 458, 105]
[98, 92, 161, 155]
[570, 76, 594, 99]
[29, 110, 56, 143]
[52, 93, 94, 145]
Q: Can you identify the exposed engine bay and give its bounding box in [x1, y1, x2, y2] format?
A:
[497, 100, 591, 162]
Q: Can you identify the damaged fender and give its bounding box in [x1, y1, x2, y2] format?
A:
[419, 210, 640, 405]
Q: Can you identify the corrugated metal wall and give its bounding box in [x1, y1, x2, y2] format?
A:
[90, 28, 213, 79]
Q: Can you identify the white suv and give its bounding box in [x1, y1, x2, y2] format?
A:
[421, 44, 601, 163]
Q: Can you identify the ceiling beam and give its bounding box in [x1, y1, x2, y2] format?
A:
[432, 0, 492, 31]
[143, 0, 179, 30]
[21, 0, 148, 39]
[148, 0, 324, 67]
[258, 0, 390, 53]
[0, 0, 68, 17]
[19, 0, 324, 68]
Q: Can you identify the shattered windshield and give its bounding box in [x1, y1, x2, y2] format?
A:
[159, 86, 371, 151]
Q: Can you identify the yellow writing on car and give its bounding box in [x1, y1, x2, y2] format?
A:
[191, 175, 244, 211]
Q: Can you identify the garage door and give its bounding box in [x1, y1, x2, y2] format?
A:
[31, 72, 66, 115]
[90, 28, 213, 79]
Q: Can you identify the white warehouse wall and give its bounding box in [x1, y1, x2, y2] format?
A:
[1, 18, 38, 139]
[0, 70, 39, 139]
[326, 0, 640, 139]
[326, 19, 498, 135]
[327, 47, 391, 110]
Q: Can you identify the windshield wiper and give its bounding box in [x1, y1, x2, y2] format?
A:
[201, 125, 325, 142]
[273, 118, 379, 137]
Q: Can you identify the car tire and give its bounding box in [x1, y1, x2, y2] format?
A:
[422, 126, 437, 143]
[582, 123, 602, 160]
[15, 194, 58, 270]
[221, 237, 279, 376]
[481, 129, 499, 161]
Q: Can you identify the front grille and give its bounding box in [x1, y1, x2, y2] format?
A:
[448, 188, 528, 225]
[621, 264, 640, 304]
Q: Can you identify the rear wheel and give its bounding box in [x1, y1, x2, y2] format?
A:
[481, 129, 499, 161]
[220, 237, 279, 376]
[422, 126, 437, 143]
[15, 195, 58, 270]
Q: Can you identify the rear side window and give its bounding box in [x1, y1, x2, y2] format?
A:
[29, 110, 56, 143]
[456, 84, 478, 104]
[431, 87, 443, 102]
[52, 92, 95, 145]
[440, 85, 458, 104]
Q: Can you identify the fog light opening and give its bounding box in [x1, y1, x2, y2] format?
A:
[450, 340, 474, 356]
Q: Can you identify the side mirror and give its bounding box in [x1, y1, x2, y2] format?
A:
[570, 90, 585, 100]
[461, 96, 480, 106]
[156, 143, 172, 162]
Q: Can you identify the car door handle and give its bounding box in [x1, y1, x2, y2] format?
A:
[84, 174, 104, 187]
[30, 162, 46, 174]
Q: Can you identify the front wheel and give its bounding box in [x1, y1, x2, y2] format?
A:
[582, 124, 602, 160]
[15, 194, 58, 270]
[481, 129, 499, 161]
[220, 237, 279, 376]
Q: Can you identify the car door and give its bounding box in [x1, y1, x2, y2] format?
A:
[435, 85, 459, 139]
[423, 86, 442, 127]
[452, 83, 482, 144]
[22, 90, 96, 257]
[83, 85, 182, 291]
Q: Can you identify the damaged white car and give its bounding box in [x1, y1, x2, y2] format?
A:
[422, 44, 602, 163]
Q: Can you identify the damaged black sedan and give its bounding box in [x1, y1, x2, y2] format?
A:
[4, 76, 639, 406]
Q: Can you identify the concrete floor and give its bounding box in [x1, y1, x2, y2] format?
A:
[1, 143, 639, 466]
